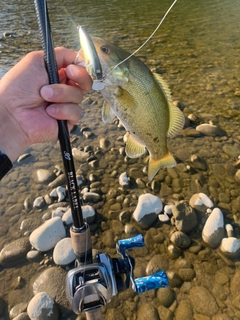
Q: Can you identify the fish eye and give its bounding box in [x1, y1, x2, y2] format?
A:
[101, 46, 110, 54]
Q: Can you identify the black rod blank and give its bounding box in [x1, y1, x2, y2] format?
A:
[34, 0, 84, 229]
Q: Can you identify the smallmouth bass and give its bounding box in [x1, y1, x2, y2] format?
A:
[76, 28, 185, 181]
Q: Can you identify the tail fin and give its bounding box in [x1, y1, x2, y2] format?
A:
[148, 152, 176, 182]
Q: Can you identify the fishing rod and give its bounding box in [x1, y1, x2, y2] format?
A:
[33, 2, 169, 319]
[34, 0, 92, 265]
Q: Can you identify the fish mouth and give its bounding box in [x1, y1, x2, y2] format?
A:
[75, 26, 103, 81]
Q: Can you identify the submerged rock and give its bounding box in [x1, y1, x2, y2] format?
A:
[0, 238, 31, 266]
[29, 217, 66, 252]
[27, 292, 59, 320]
[133, 193, 163, 228]
[202, 208, 225, 248]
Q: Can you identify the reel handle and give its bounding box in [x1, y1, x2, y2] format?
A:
[117, 234, 144, 256]
[134, 270, 168, 294]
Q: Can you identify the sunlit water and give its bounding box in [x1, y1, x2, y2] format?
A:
[0, 0, 240, 318]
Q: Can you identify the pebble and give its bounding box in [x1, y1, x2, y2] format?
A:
[219, 237, 240, 260]
[27, 292, 59, 320]
[190, 154, 207, 171]
[133, 193, 163, 228]
[157, 287, 175, 307]
[189, 286, 219, 316]
[196, 123, 224, 136]
[119, 172, 130, 188]
[170, 231, 191, 249]
[12, 313, 30, 320]
[226, 224, 234, 237]
[17, 153, 32, 162]
[189, 193, 214, 212]
[172, 201, 197, 233]
[235, 169, 240, 183]
[82, 192, 101, 202]
[202, 208, 224, 248]
[158, 213, 170, 222]
[146, 254, 169, 276]
[72, 148, 89, 162]
[33, 196, 46, 209]
[53, 237, 75, 266]
[32, 169, 56, 184]
[0, 238, 31, 266]
[56, 186, 66, 202]
[26, 250, 43, 263]
[29, 217, 66, 252]
[48, 174, 66, 188]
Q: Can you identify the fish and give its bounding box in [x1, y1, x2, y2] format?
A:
[76, 27, 185, 181]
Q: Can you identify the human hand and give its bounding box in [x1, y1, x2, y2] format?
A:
[0, 47, 92, 162]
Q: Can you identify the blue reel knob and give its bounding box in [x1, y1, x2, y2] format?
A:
[134, 270, 168, 294]
[117, 234, 144, 255]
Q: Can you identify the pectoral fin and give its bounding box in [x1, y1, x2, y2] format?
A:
[102, 101, 116, 123]
[124, 132, 146, 158]
[148, 151, 176, 182]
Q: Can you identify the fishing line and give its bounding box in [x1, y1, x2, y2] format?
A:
[101, 0, 178, 81]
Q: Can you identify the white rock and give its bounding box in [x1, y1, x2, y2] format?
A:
[53, 238, 75, 266]
[33, 197, 46, 209]
[164, 205, 172, 215]
[62, 208, 72, 225]
[119, 172, 129, 187]
[220, 237, 240, 260]
[62, 205, 96, 225]
[51, 208, 65, 219]
[202, 208, 224, 248]
[81, 187, 89, 194]
[49, 188, 57, 198]
[226, 224, 234, 237]
[133, 193, 163, 227]
[158, 214, 170, 223]
[189, 193, 214, 212]
[27, 292, 59, 320]
[56, 186, 66, 202]
[72, 148, 89, 162]
[30, 217, 66, 252]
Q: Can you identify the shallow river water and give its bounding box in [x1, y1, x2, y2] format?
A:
[0, 0, 240, 319]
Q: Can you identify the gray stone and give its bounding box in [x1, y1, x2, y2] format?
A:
[48, 174, 66, 188]
[82, 192, 101, 202]
[12, 313, 30, 320]
[189, 286, 218, 316]
[190, 154, 207, 171]
[9, 303, 28, 319]
[170, 231, 191, 248]
[33, 169, 56, 184]
[27, 292, 59, 320]
[157, 287, 175, 307]
[146, 254, 169, 276]
[72, 148, 89, 162]
[137, 303, 159, 320]
[0, 237, 30, 266]
[196, 123, 224, 136]
[172, 201, 197, 233]
[175, 299, 193, 320]
[32, 267, 68, 307]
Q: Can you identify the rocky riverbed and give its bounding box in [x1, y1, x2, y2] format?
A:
[0, 90, 240, 320]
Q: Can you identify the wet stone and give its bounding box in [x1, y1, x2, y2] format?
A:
[0, 237, 31, 266]
[146, 254, 169, 276]
[189, 286, 219, 316]
[27, 292, 59, 320]
[32, 169, 56, 184]
[157, 287, 175, 307]
[175, 299, 193, 320]
[172, 201, 197, 233]
[170, 231, 191, 248]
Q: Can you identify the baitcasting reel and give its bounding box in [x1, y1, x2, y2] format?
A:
[66, 234, 168, 315]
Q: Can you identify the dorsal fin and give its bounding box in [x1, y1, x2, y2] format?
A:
[153, 73, 185, 137]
